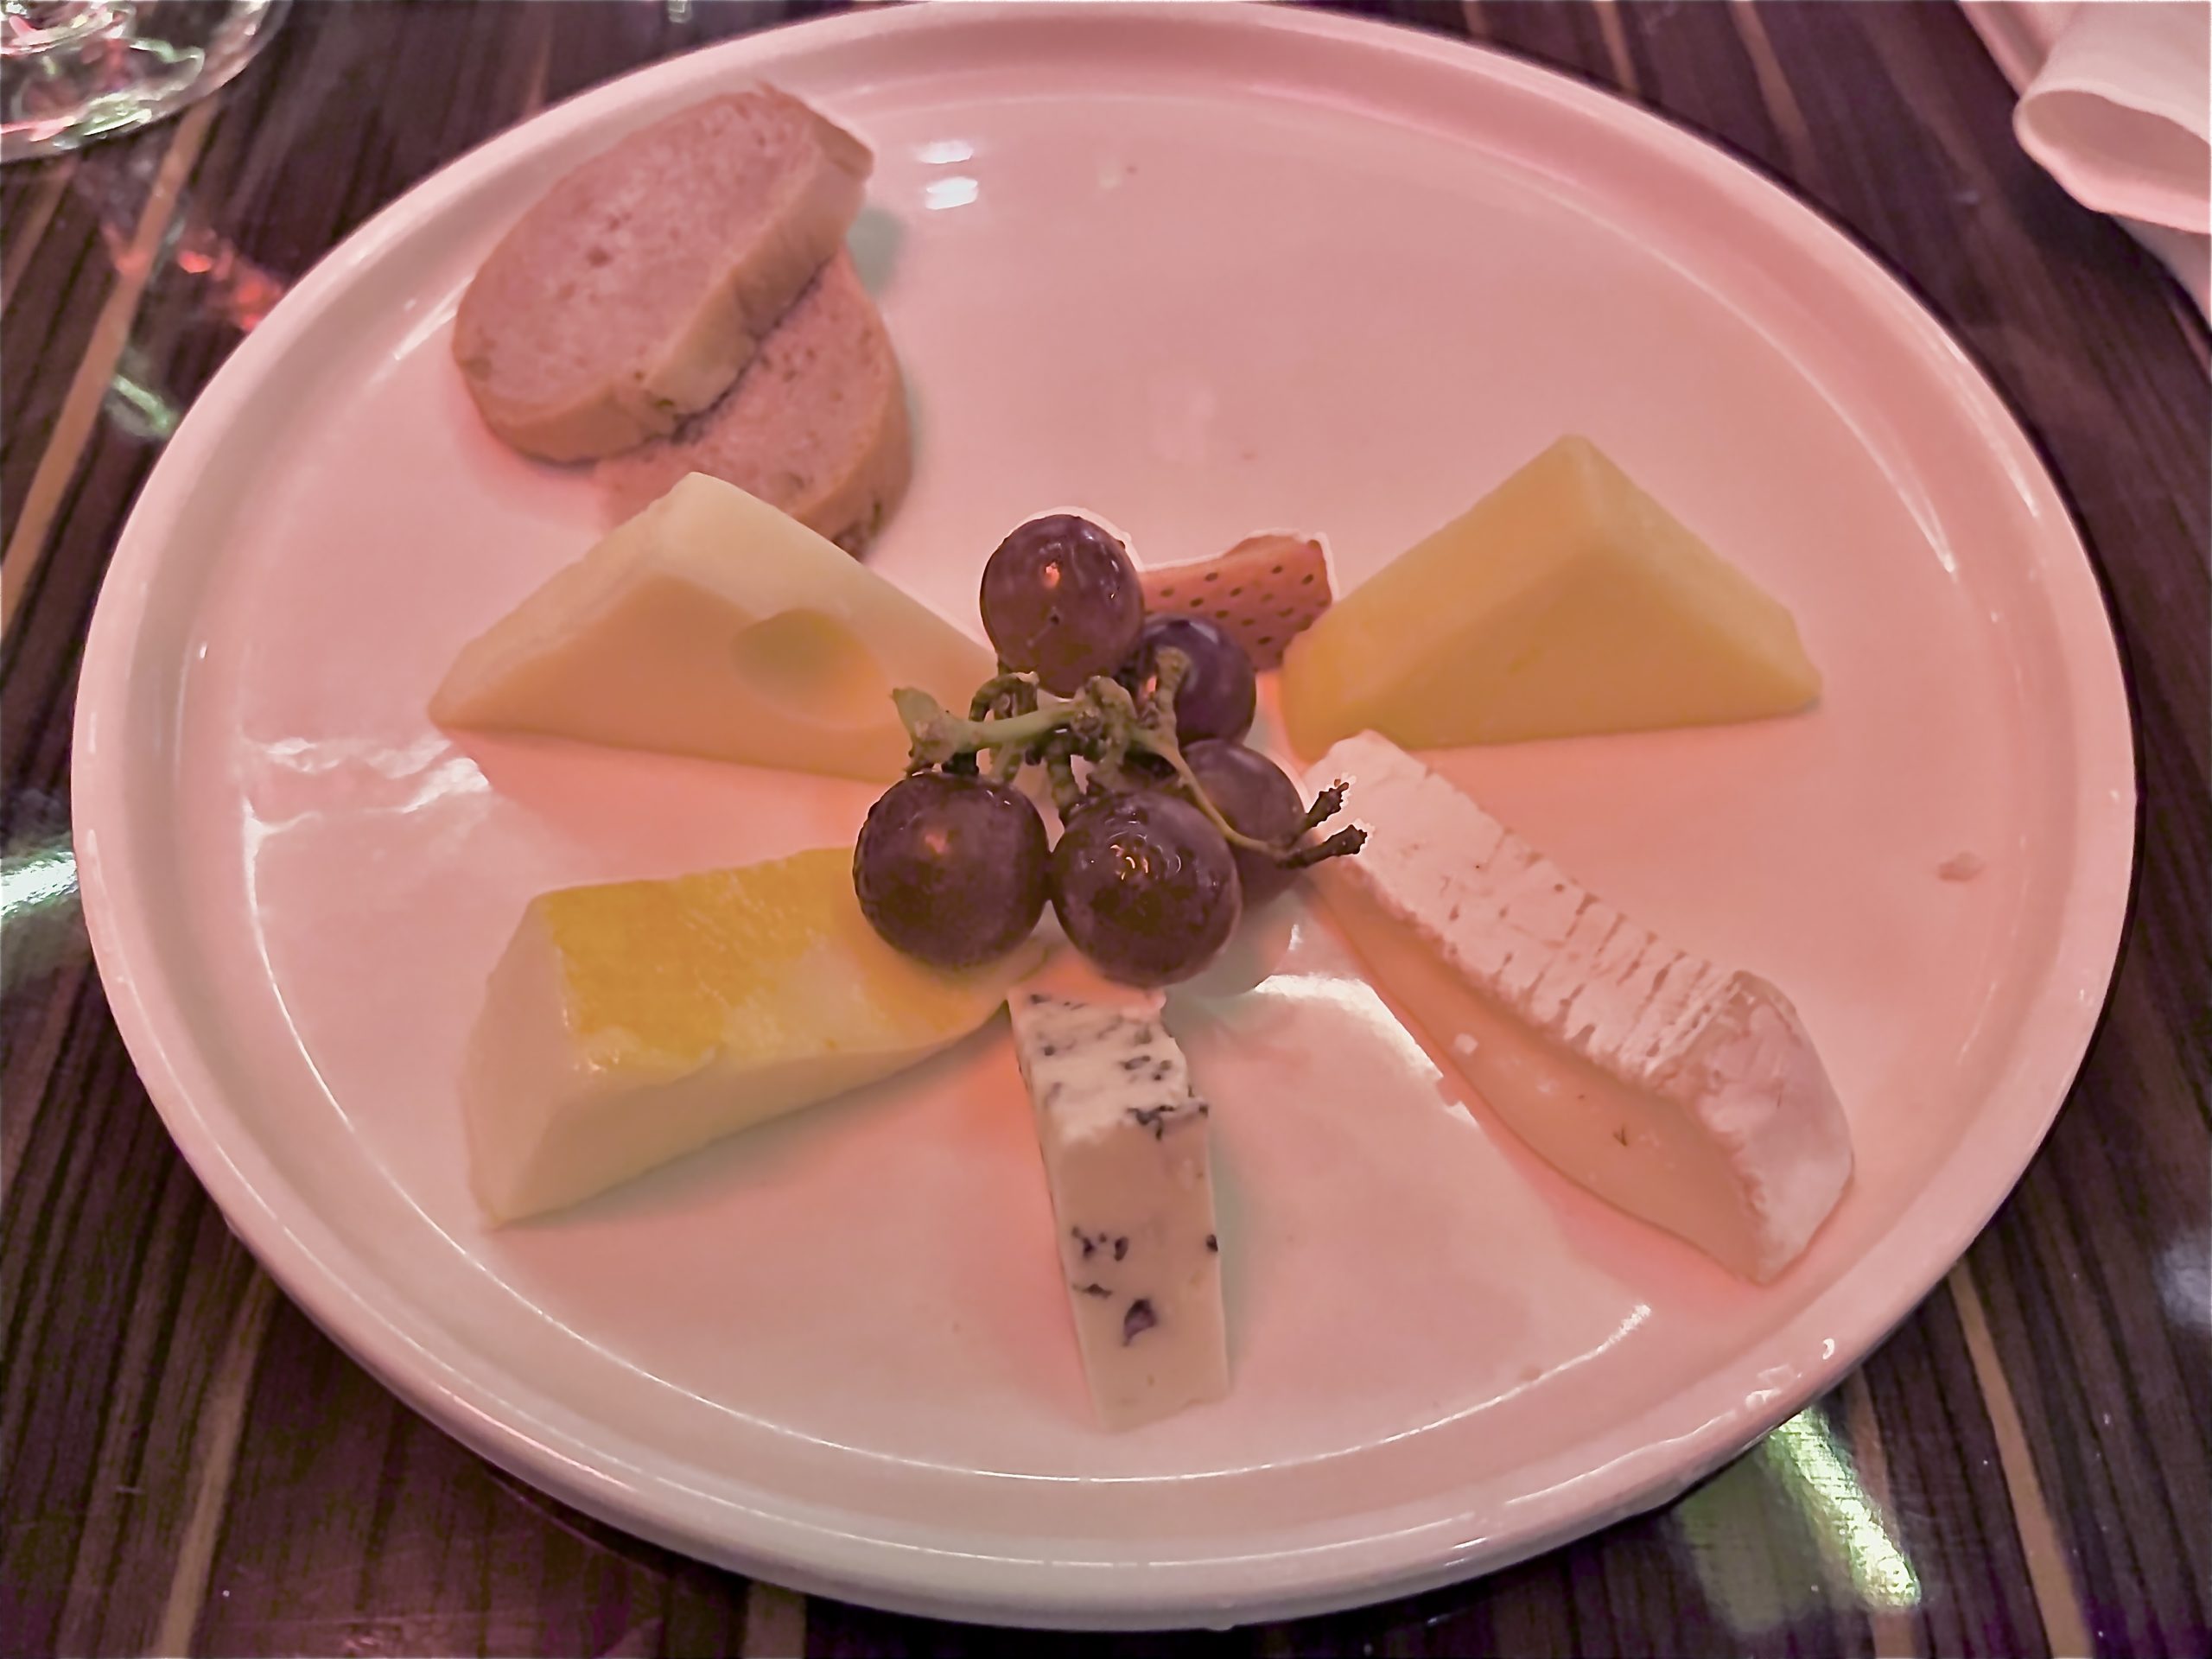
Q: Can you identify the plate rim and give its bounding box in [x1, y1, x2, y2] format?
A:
[71, 0, 2139, 1629]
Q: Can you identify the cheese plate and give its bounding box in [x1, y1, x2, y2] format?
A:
[73, 3, 2133, 1629]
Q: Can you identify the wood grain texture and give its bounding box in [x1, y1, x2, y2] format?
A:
[1, 4, 2203, 1656]
[1945, 1261, 2090, 1659]
[2, 155, 109, 555]
[0, 99, 213, 638]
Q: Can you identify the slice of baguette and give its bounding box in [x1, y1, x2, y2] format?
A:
[595, 251, 912, 554]
[454, 88, 871, 463]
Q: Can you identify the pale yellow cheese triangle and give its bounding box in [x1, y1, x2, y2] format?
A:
[431, 474, 992, 781]
[467, 847, 1044, 1220]
[1281, 436, 1821, 753]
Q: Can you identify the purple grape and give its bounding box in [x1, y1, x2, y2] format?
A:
[979, 514, 1143, 694]
[1122, 613, 1257, 743]
[1183, 740, 1304, 906]
[1051, 791, 1242, 986]
[855, 772, 1048, 967]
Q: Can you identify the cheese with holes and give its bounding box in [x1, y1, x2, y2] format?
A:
[1306, 734, 1851, 1281]
[1280, 435, 1821, 754]
[1010, 964, 1229, 1428]
[431, 474, 991, 781]
[465, 847, 1041, 1220]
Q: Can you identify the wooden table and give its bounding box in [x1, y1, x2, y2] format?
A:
[3, 3, 2204, 1653]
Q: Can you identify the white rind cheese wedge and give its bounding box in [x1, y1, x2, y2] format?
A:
[1008, 965, 1229, 1429]
[431, 474, 992, 782]
[1305, 734, 1852, 1281]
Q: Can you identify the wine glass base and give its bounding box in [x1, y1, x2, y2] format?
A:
[2, 0, 285, 164]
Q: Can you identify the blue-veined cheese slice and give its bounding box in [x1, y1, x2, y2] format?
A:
[1008, 962, 1229, 1428]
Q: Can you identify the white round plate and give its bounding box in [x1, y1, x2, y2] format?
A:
[76, 3, 2134, 1630]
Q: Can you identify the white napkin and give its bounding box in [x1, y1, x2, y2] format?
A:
[1963, 1, 2210, 316]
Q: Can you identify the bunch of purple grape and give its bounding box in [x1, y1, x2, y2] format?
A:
[854, 514, 1361, 986]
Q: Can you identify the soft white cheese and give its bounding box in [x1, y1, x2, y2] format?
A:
[1305, 733, 1853, 1281]
[1009, 966, 1229, 1429]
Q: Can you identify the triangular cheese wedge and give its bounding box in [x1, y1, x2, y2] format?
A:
[431, 474, 992, 781]
[1281, 436, 1820, 753]
[1304, 734, 1852, 1281]
[467, 847, 1044, 1220]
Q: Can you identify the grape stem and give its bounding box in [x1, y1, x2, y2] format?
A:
[891, 653, 1364, 873]
[1040, 735, 1084, 816]
[894, 681, 1076, 767]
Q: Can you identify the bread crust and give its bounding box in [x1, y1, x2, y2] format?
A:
[596, 252, 913, 555]
[454, 89, 871, 463]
